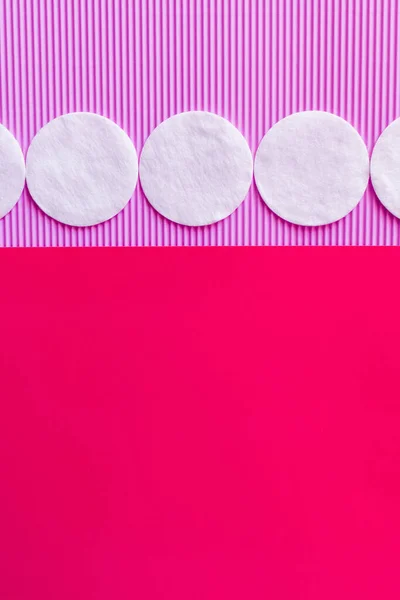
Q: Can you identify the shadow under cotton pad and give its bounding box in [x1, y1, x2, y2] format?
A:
[139, 111, 253, 226]
[25, 113, 138, 227]
[254, 111, 370, 227]
[0, 124, 25, 219]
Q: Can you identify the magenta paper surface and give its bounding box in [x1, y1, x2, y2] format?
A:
[0, 0, 398, 246]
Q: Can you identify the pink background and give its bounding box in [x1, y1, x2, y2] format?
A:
[0, 0, 399, 246]
[1, 248, 400, 599]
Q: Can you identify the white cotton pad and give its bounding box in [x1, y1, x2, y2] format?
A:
[139, 111, 253, 226]
[254, 111, 370, 226]
[26, 113, 138, 226]
[370, 118, 400, 219]
[0, 124, 25, 219]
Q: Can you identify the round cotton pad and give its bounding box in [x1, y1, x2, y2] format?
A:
[371, 118, 400, 219]
[26, 113, 138, 226]
[139, 111, 253, 226]
[254, 111, 369, 226]
[0, 124, 25, 219]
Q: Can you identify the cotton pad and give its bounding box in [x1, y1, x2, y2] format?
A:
[26, 113, 138, 226]
[254, 111, 369, 226]
[139, 111, 253, 226]
[0, 124, 25, 219]
[370, 118, 400, 219]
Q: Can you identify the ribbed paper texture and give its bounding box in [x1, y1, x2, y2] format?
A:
[0, 0, 399, 246]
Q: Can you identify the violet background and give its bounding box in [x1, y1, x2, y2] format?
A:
[0, 0, 398, 246]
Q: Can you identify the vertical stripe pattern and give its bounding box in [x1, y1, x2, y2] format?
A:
[0, 0, 399, 246]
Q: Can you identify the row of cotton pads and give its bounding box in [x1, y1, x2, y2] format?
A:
[0, 109, 398, 228]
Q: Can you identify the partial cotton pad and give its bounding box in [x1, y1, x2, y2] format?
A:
[139, 111, 253, 226]
[254, 111, 369, 226]
[370, 118, 400, 219]
[0, 124, 25, 219]
[26, 113, 138, 226]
